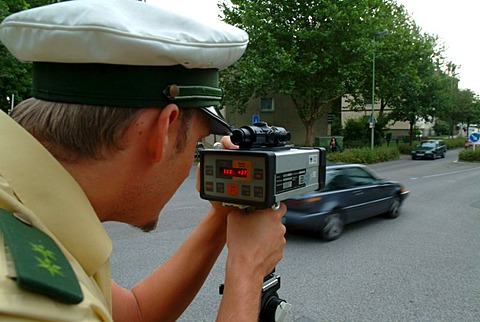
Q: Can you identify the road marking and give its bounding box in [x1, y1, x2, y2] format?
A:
[411, 166, 480, 180]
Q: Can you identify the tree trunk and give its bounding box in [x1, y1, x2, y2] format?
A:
[305, 121, 315, 146]
[408, 121, 414, 145]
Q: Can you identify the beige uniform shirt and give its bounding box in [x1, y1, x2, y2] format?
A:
[0, 111, 113, 321]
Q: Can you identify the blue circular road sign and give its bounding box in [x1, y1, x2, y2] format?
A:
[469, 132, 480, 142]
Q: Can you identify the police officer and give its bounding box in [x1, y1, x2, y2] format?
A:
[0, 0, 286, 321]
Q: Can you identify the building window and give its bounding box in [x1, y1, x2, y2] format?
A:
[260, 97, 274, 112]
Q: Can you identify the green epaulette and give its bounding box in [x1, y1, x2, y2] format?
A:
[0, 208, 83, 304]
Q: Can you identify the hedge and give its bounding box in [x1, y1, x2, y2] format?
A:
[326, 147, 400, 164]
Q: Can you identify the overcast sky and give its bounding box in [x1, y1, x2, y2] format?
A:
[148, 0, 479, 94]
[397, 0, 479, 93]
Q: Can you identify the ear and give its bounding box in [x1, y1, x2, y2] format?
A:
[147, 104, 180, 163]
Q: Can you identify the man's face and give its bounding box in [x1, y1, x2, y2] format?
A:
[134, 109, 211, 231]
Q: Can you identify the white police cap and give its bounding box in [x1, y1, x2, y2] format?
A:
[0, 0, 249, 135]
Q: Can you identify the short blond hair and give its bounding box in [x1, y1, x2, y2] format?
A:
[11, 98, 196, 162]
[11, 98, 142, 161]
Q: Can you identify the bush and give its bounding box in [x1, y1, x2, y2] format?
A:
[343, 117, 369, 148]
[397, 143, 417, 155]
[444, 137, 467, 149]
[459, 149, 480, 162]
[326, 147, 399, 164]
[376, 146, 401, 162]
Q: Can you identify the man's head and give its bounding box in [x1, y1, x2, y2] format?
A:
[0, 0, 249, 229]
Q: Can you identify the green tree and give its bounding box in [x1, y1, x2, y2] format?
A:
[433, 62, 463, 138]
[382, 27, 441, 145]
[455, 89, 480, 136]
[0, 0, 54, 113]
[319, 1, 452, 147]
[0, 0, 29, 112]
[220, 0, 398, 146]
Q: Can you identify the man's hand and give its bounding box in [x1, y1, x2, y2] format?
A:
[226, 204, 286, 279]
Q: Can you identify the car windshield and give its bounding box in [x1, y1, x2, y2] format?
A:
[420, 141, 436, 148]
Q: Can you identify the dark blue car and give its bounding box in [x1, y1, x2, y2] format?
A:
[283, 164, 409, 241]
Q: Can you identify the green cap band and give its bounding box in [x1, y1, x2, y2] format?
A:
[32, 63, 223, 108]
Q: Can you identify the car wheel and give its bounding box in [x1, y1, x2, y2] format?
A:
[320, 212, 344, 241]
[431, 153, 436, 160]
[411, 155, 416, 160]
[386, 196, 401, 219]
[441, 151, 446, 158]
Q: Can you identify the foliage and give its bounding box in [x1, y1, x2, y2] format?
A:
[342, 115, 388, 148]
[326, 146, 399, 164]
[343, 117, 370, 148]
[382, 30, 442, 145]
[341, 1, 447, 147]
[444, 137, 468, 149]
[330, 113, 343, 136]
[220, 0, 407, 146]
[433, 119, 449, 136]
[0, 0, 54, 113]
[219, 0, 455, 146]
[459, 148, 480, 162]
[453, 89, 480, 129]
[432, 63, 464, 137]
[396, 143, 415, 155]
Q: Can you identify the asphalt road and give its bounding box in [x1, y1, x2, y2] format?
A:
[104, 148, 480, 321]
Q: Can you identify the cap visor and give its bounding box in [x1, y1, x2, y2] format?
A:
[202, 106, 232, 135]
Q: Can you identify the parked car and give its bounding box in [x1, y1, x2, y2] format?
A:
[465, 140, 480, 149]
[283, 164, 409, 241]
[411, 139, 446, 160]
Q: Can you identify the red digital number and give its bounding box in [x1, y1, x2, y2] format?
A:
[222, 168, 233, 175]
[236, 169, 248, 177]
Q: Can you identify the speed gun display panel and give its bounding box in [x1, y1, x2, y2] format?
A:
[199, 147, 326, 209]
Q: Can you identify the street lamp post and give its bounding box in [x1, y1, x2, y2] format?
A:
[6, 94, 14, 115]
[371, 29, 388, 149]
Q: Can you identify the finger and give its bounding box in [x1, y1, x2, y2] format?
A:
[195, 163, 201, 192]
[220, 135, 239, 149]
